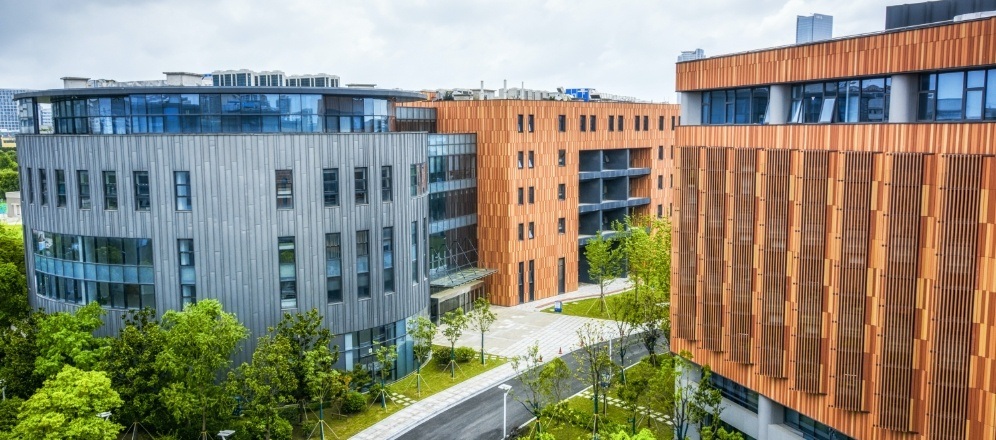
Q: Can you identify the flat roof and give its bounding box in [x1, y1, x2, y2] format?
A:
[14, 86, 426, 103]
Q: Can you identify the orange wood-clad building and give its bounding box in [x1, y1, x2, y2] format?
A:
[672, 16, 996, 440]
[410, 100, 679, 307]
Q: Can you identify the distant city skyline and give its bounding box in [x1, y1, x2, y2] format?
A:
[0, 0, 915, 102]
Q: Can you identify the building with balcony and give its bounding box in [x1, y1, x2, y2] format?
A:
[407, 99, 679, 306]
[673, 11, 996, 440]
[13, 75, 481, 378]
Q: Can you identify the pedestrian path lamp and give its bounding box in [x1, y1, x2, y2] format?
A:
[498, 383, 512, 439]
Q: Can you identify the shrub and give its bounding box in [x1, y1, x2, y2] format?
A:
[433, 347, 451, 366]
[233, 416, 293, 440]
[0, 397, 24, 432]
[455, 346, 476, 363]
[341, 391, 367, 414]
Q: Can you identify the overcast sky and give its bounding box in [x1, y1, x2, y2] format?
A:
[0, 0, 911, 102]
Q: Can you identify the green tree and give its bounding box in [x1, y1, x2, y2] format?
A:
[610, 428, 658, 440]
[0, 312, 43, 398]
[407, 315, 436, 396]
[34, 302, 109, 378]
[372, 343, 398, 408]
[585, 230, 622, 313]
[467, 297, 497, 364]
[303, 345, 346, 439]
[509, 343, 571, 435]
[230, 334, 296, 440]
[0, 150, 17, 171]
[0, 262, 28, 328]
[98, 308, 171, 434]
[0, 224, 25, 274]
[616, 360, 655, 433]
[439, 307, 468, 378]
[572, 321, 615, 434]
[157, 299, 248, 439]
[273, 309, 333, 423]
[0, 169, 18, 199]
[7, 365, 123, 440]
[618, 217, 672, 365]
[658, 353, 724, 440]
[700, 426, 745, 440]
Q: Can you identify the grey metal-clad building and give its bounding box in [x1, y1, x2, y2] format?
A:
[13, 83, 452, 377]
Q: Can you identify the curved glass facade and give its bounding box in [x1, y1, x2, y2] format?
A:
[340, 318, 413, 381]
[49, 94, 397, 134]
[32, 230, 155, 309]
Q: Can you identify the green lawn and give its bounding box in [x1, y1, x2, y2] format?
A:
[541, 290, 635, 320]
[526, 393, 673, 440]
[294, 347, 507, 439]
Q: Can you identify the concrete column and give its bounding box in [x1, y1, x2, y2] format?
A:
[758, 394, 784, 439]
[888, 74, 919, 123]
[768, 84, 792, 124]
[679, 92, 702, 125]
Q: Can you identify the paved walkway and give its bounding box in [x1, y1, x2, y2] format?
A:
[351, 279, 632, 439]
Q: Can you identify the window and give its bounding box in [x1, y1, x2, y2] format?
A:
[617, 115, 624, 131]
[671, 115, 676, 130]
[558, 149, 566, 166]
[657, 204, 663, 218]
[355, 167, 368, 204]
[381, 166, 392, 202]
[518, 223, 524, 241]
[710, 372, 760, 413]
[517, 151, 524, 169]
[77, 171, 90, 209]
[589, 115, 596, 131]
[558, 115, 566, 132]
[528, 222, 535, 239]
[528, 151, 534, 168]
[134, 171, 150, 211]
[518, 262, 525, 303]
[658, 146, 664, 160]
[39, 169, 47, 206]
[580, 115, 587, 132]
[643, 115, 649, 130]
[528, 260, 535, 301]
[26, 168, 33, 204]
[528, 187, 535, 204]
[658, 175, 664, 189]
[557, 258, 565, 294]
[659, 116, 665, 130]
[278, 237, 296, 309]
[323, 169, 339, 206]
[786, 78, 890, 124]
[275, 170, 293, 209]
[55, 170, 66, 207]
[558, 218, 565, 234]
[102, 171, 117, 210]
[517, 114, 524, 133]
[634, 115, 641, 131]
[356, 230, 370, 299]
[784, 408, 854, 440]
[174, 171, 191, 211]
[178, 239, 196, 305]
[517, 187, 524, 205]
[528, 114, 534, 132]
[609, 115, 615, 131]
[919, 69, 996, 121]
[558, 183, 566, 200]
[409, 165, 417, 196]
[325, 233, 342, 303]
[411, 221, 419, 283]
[383, 227, 394, 293]
[702, 87, 771, 124]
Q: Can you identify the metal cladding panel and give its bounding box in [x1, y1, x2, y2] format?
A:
[727, 148, 757, 365]
[701, 147, 726, 352]
[675, 146, 700, 341]
[18, 133, 429, 354]
[759, 149, 792, 378]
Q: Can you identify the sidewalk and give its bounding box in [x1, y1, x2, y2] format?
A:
[351, 280, 631, 439]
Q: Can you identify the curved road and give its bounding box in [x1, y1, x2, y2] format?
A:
[398, 337, 651, 440]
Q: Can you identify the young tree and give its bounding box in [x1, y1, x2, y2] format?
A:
[230, 334, 296, 440]
[467, 297, 497, 364]
[157, 299, 248, 439]
[407, 316, 436, 397]
[372, 343, 398, 408]
[8, 365, 123, 440]
[619, 217, 672, 365]
[99, 308, 171, 435]
[0, 224, 25, 274]
[656, 353, 724, 440]
[0, 262, 28, 328]
[607, 293, 636, 383]
[616, 360, 655, 433]
[303, 345, 347, 439]
[440, 307, 468, 379]
[572, 321, 615, 434]
[273, 309, 334, 423]
[585, 230, 622, 313]
[34, 302, 109, 378]
[509, 343, 571, 435]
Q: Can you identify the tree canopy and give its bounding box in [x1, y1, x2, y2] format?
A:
[6, 365, 123, 440]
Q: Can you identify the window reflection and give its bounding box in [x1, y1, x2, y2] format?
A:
[918, 68, 996, 122]
[701, 87, 769, 125]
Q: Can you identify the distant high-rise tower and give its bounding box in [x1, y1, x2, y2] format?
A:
[677, 49, 706, 62]
[796, 13, 833, 43]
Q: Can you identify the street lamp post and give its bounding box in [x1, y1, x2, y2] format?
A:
[498, 383, 512, 439]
